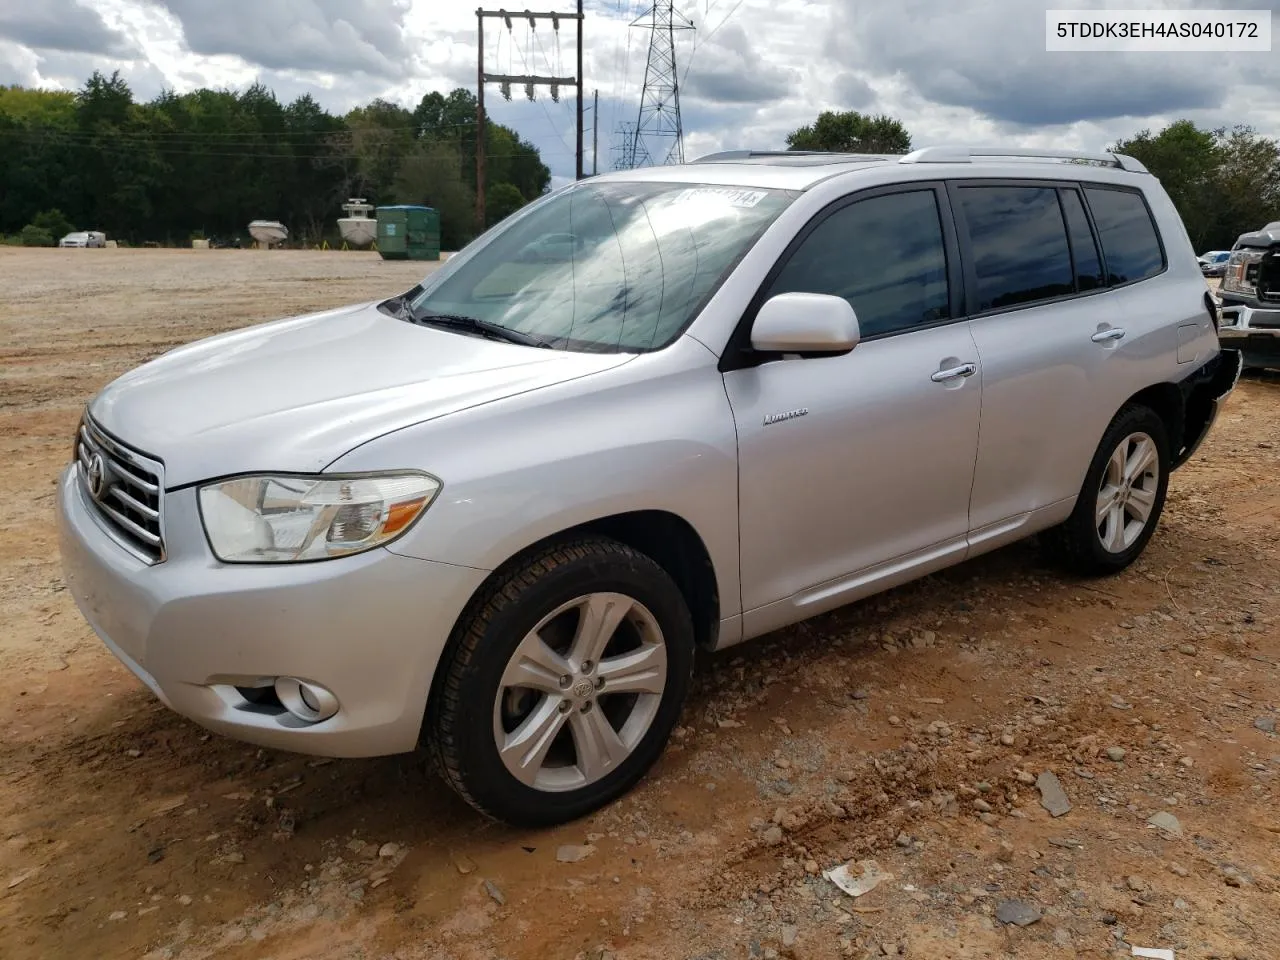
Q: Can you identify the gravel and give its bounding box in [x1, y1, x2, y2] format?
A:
[995, 900, 1042, 926]
[1037, 771, 1072, 817]
[1148, 812, 1184, 838]
[556, 844, 596, 864]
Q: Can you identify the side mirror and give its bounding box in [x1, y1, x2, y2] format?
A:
[750, 292, 861, 354]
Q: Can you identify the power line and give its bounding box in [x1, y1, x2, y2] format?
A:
[0, 118, 524, 142]
[608, 0, 629, 133]
[681, 0, 746, 88]
[0, 130, 577, 160]
[615, 0, 644, 137]
[526, 20, 576, 154]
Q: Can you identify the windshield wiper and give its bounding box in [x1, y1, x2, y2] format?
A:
[412, 310, 553, 349]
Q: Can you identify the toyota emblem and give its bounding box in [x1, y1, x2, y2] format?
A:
[86, 452, 108, 501]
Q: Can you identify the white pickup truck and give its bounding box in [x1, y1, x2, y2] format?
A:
[1218, 221, 1280, 370]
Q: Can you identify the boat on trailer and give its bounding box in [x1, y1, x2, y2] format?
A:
[248, 220, 288, 247]
[337, 199, 376, 248]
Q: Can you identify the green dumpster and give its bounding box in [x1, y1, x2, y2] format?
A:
[376, 205, 441, 261]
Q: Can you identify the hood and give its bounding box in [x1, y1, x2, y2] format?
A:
[90, 301, 632, 486]
[1236, 223, 1280, 250]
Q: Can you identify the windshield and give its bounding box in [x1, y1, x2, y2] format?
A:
[408, 181, 795, 353]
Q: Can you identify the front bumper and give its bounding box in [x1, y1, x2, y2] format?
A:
[56, 464, 488, 757]
[1217, 297, 1280, 369]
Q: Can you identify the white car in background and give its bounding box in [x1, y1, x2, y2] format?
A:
[59, 231, 106, 248]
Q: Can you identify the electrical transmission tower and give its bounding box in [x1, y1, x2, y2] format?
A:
[629, 2, 694, 168]
[611, 121, 651, 170]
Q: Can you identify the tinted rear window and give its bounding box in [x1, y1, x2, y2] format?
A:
[957, 186, 1074, 311]
[1084, 186, 1165, 285]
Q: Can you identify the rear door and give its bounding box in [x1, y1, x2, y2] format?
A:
[954, 180, 1168, 540]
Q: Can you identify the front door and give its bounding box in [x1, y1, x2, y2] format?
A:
[722, 185, 982, 627]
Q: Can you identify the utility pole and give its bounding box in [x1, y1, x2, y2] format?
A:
[475, 9, 485, 232]
[475, 6, 585, 229]
[575, 0, 584, 181]
[592, 89, 599, 176]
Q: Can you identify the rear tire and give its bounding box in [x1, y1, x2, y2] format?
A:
[1042, 404, 1170, 576]
[426, 537, 695, 827]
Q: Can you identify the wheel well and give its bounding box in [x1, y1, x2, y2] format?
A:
[1125, 382, 1184, 454]
[569, 511, 721, 650]
[476, 511, 721, 651]
[423, 511, 722, 748]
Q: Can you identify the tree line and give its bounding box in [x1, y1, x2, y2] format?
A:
[4, 77, 1275, 256]
[789, 110, 1280, 252]
[0, 71, 551, 249]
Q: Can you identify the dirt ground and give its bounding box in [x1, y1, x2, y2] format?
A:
[1, 248, 1278, 960]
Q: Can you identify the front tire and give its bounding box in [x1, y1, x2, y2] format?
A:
[426, 537, 695, 827]
[1042, 404, 1170, 575]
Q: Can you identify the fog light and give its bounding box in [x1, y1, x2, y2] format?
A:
[274, 677, 339, 723]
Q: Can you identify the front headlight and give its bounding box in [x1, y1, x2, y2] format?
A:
[1222, 249, 1262, 296]
[198, 472, 440, 563]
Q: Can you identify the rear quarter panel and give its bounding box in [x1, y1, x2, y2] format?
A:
[1128, 181, 1221, 383]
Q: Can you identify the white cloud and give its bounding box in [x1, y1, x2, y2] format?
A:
[0, 0, 138, 57]
[0, 0, 1274, 180]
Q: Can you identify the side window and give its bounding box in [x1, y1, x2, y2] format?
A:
[957, 186, 1073, 311]
[1059, 188, 1105, 291]
[1084, 186, 1165, 285]
[764, 190, 950, 338]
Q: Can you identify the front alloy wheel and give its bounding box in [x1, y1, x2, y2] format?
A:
[428, 538, 695, 826]
[494, 593, 668, 792]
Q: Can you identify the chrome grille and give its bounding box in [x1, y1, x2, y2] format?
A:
[75, 416, 166, 564]
[1260, 256, 1280, 303]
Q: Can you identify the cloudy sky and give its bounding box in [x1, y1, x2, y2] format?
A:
[1, 0, 1277, 186]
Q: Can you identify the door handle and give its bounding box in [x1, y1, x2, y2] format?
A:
[931, 362, 977, 383]
[1091, 327, 1126, 343]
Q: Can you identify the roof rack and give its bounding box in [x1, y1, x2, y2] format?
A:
[899, 146, 1149, 174]
[693, 150, 827, 161]
[691, 150, 901, 163]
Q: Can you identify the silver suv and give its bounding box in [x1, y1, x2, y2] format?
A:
[57, 146, 1242, 825]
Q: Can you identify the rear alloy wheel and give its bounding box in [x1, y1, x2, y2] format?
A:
[428, 538, 694, 826]
[1042, 404, 1170, 575]
[1095, 432, 1160, 554]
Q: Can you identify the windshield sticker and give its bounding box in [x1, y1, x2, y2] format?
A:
[674, 187, 768, 208]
